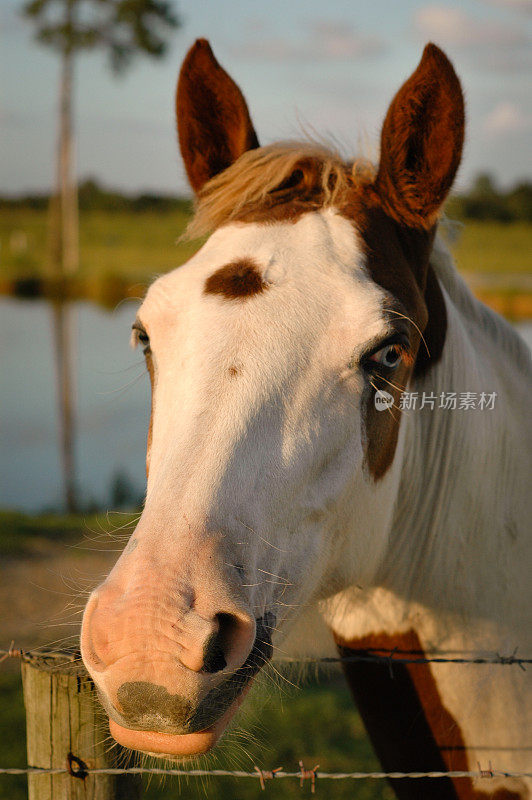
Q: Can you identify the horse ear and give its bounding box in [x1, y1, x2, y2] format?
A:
[375, 43, 464, 229]
[176, 39, 259, 194]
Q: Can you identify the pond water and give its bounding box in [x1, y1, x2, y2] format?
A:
[1, 297, 149, 512]
[1, 297, 531, 513]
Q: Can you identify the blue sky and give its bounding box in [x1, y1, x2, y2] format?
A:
[2, 0, 531, 195]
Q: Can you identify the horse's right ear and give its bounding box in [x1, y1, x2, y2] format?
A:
[375, 43, 464, 229]
[176, 39, 259, 194]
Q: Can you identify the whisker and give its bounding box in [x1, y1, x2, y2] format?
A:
[256, 568, 291, 584]
[376, 372, 407, 394]
[236, 520, 288, 553]
[387, 308, 430, 359]
[95, 368, 147, 398]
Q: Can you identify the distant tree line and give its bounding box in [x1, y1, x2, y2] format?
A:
[445, 174, 532, 222]
[2, 173, 531, 222]
[0, 177, 192, 214]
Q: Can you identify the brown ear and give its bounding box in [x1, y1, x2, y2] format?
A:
[375, 43, 464, 229]
[176, 39, 259, 194]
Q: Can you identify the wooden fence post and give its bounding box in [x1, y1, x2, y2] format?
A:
[21, 653, 142, 800]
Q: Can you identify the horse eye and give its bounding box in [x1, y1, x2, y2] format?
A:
[369, 344, 402, 369]
[132, 324, 150, 352]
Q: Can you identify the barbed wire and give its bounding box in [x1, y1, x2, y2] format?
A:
[277, 650, 530, 668]
[0, 765, 530, 780]
[1, 645, 530, 669]
[1, 644, 530, 789]
[0, 646, 78, 665]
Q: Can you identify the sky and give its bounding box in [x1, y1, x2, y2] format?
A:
[1, 0, 531, 196]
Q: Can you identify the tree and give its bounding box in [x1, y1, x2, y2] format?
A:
[23, 0, 180, 511]
[470, 172, 499, 199]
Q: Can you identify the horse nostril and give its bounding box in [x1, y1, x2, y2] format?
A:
[202, 631, 226, 673]
[201, 612, 250, 673]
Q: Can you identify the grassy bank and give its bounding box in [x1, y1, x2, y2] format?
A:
[0, 208, 198, 283]
[0, 511, 391, 800]
[1, 209, 530, 318]
[1, 208, 531, 281]
[448, 220, 531, 275]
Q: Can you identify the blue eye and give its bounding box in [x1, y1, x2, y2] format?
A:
[369, 344, 402, 369]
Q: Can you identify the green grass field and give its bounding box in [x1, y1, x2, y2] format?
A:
[0, 512, 392, 800]
[0, 208, 198, 284]
[448, 220, 532, 276]
[1, 208, 531, 284]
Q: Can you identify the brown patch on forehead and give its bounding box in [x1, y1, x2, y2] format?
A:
[204, 257, 268, 300]
[333, 629, 527, 800]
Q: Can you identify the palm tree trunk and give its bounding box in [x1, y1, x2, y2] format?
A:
[58, 43, 79, 276]
[49, 30, 79, 512]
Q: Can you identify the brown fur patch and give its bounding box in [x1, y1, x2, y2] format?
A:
[204, 258, 268, 300]
[376, 43, 465, 230]
[342, 196, 446, 478]
[333, 630, 526, 800]
[363, 359, 412, 481]
[176, 39, 259, 194]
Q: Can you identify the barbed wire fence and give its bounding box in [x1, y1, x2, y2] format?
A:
[2, 644, 531, 668]
[1, 643, 530, 795]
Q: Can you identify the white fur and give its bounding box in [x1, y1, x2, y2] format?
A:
[132, 210, 531, 789]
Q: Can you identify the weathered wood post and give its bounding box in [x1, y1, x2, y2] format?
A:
[21, 652, 142, 800]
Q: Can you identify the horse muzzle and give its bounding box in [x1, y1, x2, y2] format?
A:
[82, 592, 274, 756]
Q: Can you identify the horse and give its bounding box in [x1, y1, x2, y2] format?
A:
[80, 39, 532, 799]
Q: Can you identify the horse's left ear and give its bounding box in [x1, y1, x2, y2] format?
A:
[375, 43, 464, 229]
[176, 39, 260, 194]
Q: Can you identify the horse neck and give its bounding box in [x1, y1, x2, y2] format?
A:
[379, 238, 531, 624]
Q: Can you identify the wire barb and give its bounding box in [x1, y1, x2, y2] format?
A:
[254, 765, 283, 789]
[478, 761, 495, 779]
[299, 760, 319, 793]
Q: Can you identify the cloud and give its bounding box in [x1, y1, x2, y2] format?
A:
[477, 0, 532, 14]
[415, 5, 528, 47]
[230, 20, 386, 61]
[414, 5, 532, 74]
[483, 101, 532, 135]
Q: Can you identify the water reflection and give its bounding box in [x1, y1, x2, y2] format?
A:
[0, 297, 149, 512]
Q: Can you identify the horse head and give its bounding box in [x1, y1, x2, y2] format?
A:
[81, 39, 463, 758]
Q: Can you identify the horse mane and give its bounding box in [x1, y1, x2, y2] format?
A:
[185, 141, 375, 240]
[430, 231, 532, 375]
